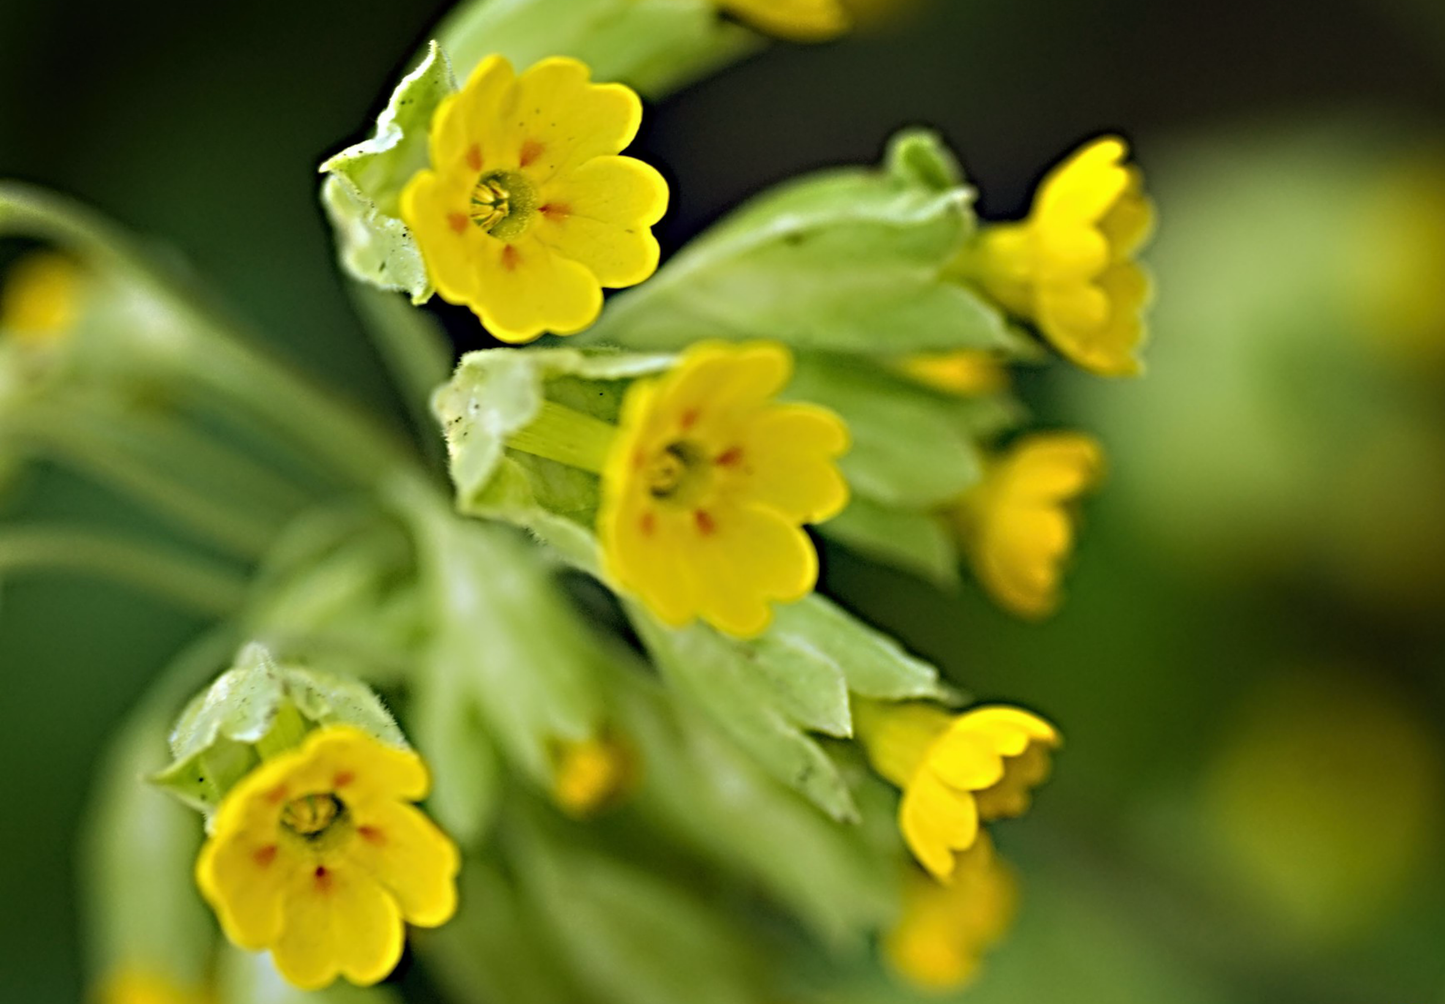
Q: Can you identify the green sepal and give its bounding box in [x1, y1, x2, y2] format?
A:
[609, 660, 900, 947]
[584, 129, 1026, 357]
[823, 497, 960, 587]
[401, 498, 607, 838]
[151, 644, 405, 819]
[318, 41, 457, 302]
[434, 347, 670, 534]
[434, 0, 757, 99]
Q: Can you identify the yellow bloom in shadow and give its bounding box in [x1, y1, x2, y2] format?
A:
[884, 833, 1019, 991]
[600, 341, 849, 638]
[401, 56, 668, 343]
[1, 251, 83, 346]
[897, 350, 1009, 396]
[858, 701, 1059, 880]
[952, 432, 1103, 619]
[96, 970, 209, 1004]
[551, 733, 637, 818]
[964, 137, 1154, 376]
[717, 0, 851, 40]
[195, 726, 460, 990]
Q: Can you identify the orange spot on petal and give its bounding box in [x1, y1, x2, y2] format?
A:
[539, 203, 570, 219]
[695, 510, 716, 536]
[640, 511, 656, 537]
[333, 771, 354, 788]
[313, 865, 332, 891]
[265, 784, 288, 806]
[502, 245, 521, 271]
[358, 825, 386, 846]
[716, 446, 743, 467]
[466, 144, 483, 171]
[519, 140, 545, 167]
[253, 845, 277, 868]
[680, 409, 699, 431]
[448, 212, 469, 234]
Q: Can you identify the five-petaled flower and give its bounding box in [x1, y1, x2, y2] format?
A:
[401, 55, 668, 343]
[961, 136, 1154, 376]
[884, 832, 1018, 990]
[195, 725, 460, 990]
[950, 432, 1103, 619]
[858, 701, 1060, 880]
[599, 341, 849, 638]
[550, 733, 636, 818]
[716, 0, 851, 40]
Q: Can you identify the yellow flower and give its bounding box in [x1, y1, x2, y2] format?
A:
[551, 733, 636, 817]
[951, 432, 1103, 619]
[401, 56, 668, 343]
[716, 0, 851, 40]
[963, 136, 1154, 376]
[195, 725, 460, 990]
[1, 251, 82, 345]
[883, 833, 1018, 991]
[897, 350, 1009, 396]
[96, 970, 209, 1004]
[858, 701, 1060, 880]
[599, 341, 849, 638]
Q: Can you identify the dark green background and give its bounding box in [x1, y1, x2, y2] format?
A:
[2, 1, 1443, 1001]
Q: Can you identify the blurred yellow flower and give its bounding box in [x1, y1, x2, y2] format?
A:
[858, 701, 1059, 880]
[401, 55, 668, 343]
[963, 137, 1154, 376]
[1, 251, 82, 345]
[96, 970, 208, 1004]
[951, 432, 1103, 619]
[884, 832, 1018, 991]
[897, 350, 1009, 396]
[195, 726, 459, 990]
[717, 0, 851, 40]
[599, 341, 849, 638]
[551, 733, 636, 817]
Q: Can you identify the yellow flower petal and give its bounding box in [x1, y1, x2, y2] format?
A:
[348, 801, 461, 928]
[1, 251, 83, 345]
[509, 57, 644, 184]
[534, 156, 668, 287]
[269, 864, 403, 991]
[691, 502, 819, 636]
[430, 55, 517, 174]
[900, 770, 979, 880]
[718, 0, 851, 40]
[736, 403, 851, 523]
[468, 235, 604, 342]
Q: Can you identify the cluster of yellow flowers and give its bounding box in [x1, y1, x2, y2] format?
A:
[3, 3, 1154, 1000]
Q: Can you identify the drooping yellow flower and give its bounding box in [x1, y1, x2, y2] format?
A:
[599, 341, 849, 638]
[857, 701, 1060, 880]
[962, 137, 1154, 376]
[897, 350, 1009, 396]
[951, 432, 1103, 619]
[195, 725, 460, 990]
[884, 832, 1018, 991]
[401, 56, 668, 343]
[551, 733, 636, 817]
[1, 251, 82, 345]
[716, 0, 851, 40]
[96, 970, 209, 1004]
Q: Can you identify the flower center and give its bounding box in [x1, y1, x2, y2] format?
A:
[646, 441, 713, 506]
[281, 793, 344, 838]
[470, 170, 537, 241]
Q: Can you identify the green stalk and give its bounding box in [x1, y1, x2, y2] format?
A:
[0, 526, 247, 616]
[507, 400, 618, 474]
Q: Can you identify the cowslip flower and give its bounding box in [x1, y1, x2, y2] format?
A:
[97, 970, 209, 1004]
[195, 725, 459, 990]
[599, 341, 849, 638]
[716, 0, 850, 40]
[961, 137, 1154, 376]
[857, 701, 1059, 880]
[950, 432, 1103, 619]
[897, 350, 1008, 396]
[1, 251, 82, 346]
[884, 833, 1018, 990]
[401, 56, 668, 343]
[550, 733, 636, 818]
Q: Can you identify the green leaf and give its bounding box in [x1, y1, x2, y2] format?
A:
[823, 496, 961, 587]
[433, 346, 670, 534]
[435, 0, 757, 99]
[318, 41, 457, 302]
[630, 609, 860, 822]
[584, 129, 1022, 356]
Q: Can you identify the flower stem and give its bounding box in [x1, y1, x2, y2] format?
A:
[506, 400, 618, 474]
[0, 526, 247, 616]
